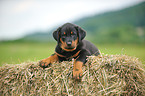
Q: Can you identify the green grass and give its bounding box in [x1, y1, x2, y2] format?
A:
[97, 44, 145, 63]
[0, 42, 56, 66]
[0, 42, 145, 66]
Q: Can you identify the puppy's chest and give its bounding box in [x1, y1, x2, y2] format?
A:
[56, 50, 80, 60]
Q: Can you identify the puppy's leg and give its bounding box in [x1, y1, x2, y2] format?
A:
[73, 49, 90, 80]
[39, 53, 59, 68]
[73, 60, 83, 80]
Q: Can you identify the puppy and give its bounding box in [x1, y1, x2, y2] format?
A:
[39, 23, 100, 80]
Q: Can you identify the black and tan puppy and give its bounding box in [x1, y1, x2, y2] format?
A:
[39, 23, 100, 80]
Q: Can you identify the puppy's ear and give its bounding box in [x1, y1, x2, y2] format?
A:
[76, 26, 86, 42]
[53, 27, 61, 41]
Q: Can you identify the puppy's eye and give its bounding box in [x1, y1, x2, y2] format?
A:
[62, 32, 66, 37]
[71, 32, 76, 36]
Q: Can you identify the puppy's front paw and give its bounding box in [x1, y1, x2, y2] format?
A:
[39, 59, 51, 68]
[73, 68, 82, 80]
[39, 54, 59, 69]
[73, 61, 83, 80]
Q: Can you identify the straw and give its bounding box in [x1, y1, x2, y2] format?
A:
[0, 54, 145, 95]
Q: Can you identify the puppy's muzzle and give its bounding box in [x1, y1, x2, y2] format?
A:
[66, 41, 72, 46]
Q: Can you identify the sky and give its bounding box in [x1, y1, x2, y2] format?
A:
[0, 0, 144, 40]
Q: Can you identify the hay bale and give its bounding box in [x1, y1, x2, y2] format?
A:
[0, 55, 145, 96]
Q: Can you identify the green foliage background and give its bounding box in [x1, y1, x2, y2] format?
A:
[74, 2, 145, 44]
[0, 2, 145, 66]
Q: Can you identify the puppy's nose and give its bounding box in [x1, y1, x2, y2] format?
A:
[66, 41, 72, 46]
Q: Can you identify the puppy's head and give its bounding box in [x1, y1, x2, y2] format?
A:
[53, 23, 86, 51]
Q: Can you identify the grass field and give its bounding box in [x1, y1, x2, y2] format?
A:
[0, 42, 145, 66]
